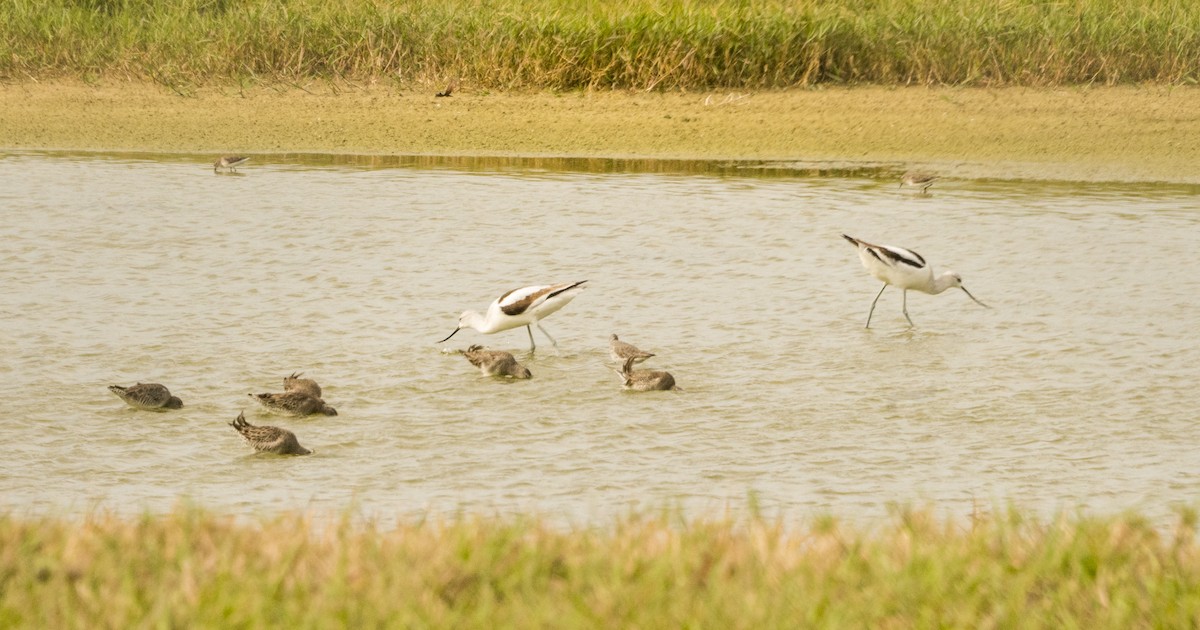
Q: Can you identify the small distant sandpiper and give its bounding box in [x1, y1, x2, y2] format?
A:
[613, 357, 678, 392]
[213, 155, 250, 173]
[461, 345, 532, 379]
[283, 372, 322, 399]
[248, 391, 338, 416]
[900, 170, 939, 194]
[108, 383, 183, 410]
[609, 334, 655, 364]
[229, 411, 311, 455]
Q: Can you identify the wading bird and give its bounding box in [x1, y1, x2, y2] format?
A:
[248, 391, 338, 416]
[613, 357, 677, 391]
[108, 383, 183, 410]
[900, 170, 939, 194]
[609, 334, 655, 365]
[213, 156, 250, 173]
[842, 234, 988, 328]
[460, 345, 532, 379]
[283, 372, 322, 398]
[438, 280, 588, 351]
[229, 411, 311, 455]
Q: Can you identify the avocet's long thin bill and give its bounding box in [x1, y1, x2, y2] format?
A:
[961, 286, 990, 309]
[437, 328, 461, 343]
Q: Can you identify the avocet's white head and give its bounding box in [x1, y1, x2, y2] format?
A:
[438, 310, 482, 343]
[937, 271, 989, 308]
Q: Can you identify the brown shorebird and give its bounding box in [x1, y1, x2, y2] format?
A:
[461, 345, 532, 379]
[108, 383, 183, 410]
[283, 372, 322, 398]
[248, 391, 338, 416]
[900, 170, 939, 194]
[613, 357, 677, 391]
[609, 334, 654, 364]
[842, 234, 989, 328]
[438, 280, 587, 352]
[229, 411, 311, 455]
[213, 156, 250, 173]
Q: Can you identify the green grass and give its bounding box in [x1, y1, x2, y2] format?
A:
[2, 506, 1199, 627]
[3, 0, 1200, 90]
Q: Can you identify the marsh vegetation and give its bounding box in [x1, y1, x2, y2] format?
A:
[4, 0, 1199, 89]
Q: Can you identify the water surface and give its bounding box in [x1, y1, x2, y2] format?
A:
[2, 151, 1197, 525]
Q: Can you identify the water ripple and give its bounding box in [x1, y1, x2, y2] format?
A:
[0, 151, 1198, 526]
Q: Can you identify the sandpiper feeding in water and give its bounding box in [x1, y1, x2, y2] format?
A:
[229, 411, 311, 455]
[461, 345, 532, 379]
[108, 383, 183, 410]
[899, 170, 939, 194]
[283, 372, 322, 398]
[438, 280, 588, 351]
[213, 155, 250, 173]
[248, 391, 338, 416]
[613, 357, 677, 391]
[842, 234, 989, 328]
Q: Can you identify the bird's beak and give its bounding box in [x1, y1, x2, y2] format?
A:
[437, 327, 461, 343]
[961, 286, 990, 309]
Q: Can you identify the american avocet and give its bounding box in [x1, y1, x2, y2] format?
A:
[230, 412, 311, 455]
[248, 391, 338, 416]
[108, 383, 183, 410]
[438, 280, 588, 351]
[842, 234, 989, 328]
[609, 334, 654, 364]
[461, 345, 532, 379]
[213, 155, 250, 173]
[900, 170, 939, 194]
[283, 372, 322, 398]
[613, 357, 677, 391]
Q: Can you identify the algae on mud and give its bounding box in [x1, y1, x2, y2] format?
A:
[2, 81, 1197, 183]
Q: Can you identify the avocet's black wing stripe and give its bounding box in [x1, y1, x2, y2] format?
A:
[499, 281, 587, 317]
[876, 245, 926, 269]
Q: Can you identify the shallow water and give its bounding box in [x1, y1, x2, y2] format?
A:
[1, 151, 1198, 526]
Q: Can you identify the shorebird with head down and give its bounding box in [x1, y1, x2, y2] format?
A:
[283, 372, 322, 398]
[229, 412, 310, 455]
[438, 280, 587, 352]
[461, 345, 532, 379]
[108, 383, 183, 410]
[248, 391, 338, 416]
[213, 156, 250, 173]
[842, 234, 989, 328]
[613, 357, 678, 392]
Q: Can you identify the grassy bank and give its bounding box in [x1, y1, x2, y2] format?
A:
[2, 507, 1199, 627]
[4, 0, 1200, 90]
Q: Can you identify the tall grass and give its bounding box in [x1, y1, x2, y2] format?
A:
[2, 0, 1200, 89]
[2, 506, 1199, 627]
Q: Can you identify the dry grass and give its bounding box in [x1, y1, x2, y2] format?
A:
[3, 0, 1200, 90]
[2, 506, 1198, 627]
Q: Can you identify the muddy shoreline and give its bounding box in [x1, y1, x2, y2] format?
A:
[2, 81, 1196, 182]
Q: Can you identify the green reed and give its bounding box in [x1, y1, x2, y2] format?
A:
[3, 0, 1200, 89]
[2, 506, 1198, 627]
